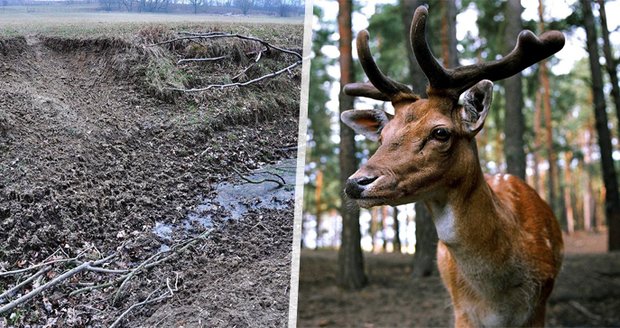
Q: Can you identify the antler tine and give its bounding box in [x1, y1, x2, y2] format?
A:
[344, 30, 416, 101]
[343, 82, 391, 101]
[410, 5, 565, 97]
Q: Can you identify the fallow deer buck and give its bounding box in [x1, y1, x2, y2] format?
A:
[341, 6, 565, 327]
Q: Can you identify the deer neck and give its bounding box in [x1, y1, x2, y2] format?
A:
[425, 155, 513, 257]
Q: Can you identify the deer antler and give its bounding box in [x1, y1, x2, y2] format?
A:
[343, 30, 418, 102]
[411, 5, 565, 97]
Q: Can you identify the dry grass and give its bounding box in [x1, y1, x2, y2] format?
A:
[0, 10, 303, 39]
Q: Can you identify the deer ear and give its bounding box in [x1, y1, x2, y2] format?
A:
[460, 80, 493, 136]
[341, 109, 391, 142]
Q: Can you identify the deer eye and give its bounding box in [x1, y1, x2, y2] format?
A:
[431, 128, 451, 142]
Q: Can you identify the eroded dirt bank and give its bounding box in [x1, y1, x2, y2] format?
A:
[0, 27, 301, 326]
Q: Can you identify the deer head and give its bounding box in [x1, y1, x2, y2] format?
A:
[342, 6, 564, 208]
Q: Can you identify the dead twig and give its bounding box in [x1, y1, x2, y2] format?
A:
[252, 222, 272, 234]
[177, 55, 229, 64]
[112, 249, 170, 305]
[112, 229, 210, 305]
[0, 257, 77, 277]
[1, 230, 211, 313]
[169, 60, 301, 92]
[231, 49, 265, 81]
[231, 167, 286, 188]
[0, 246, 94, 277]
[0, 255, 112, 315]
[178, 49, 266, 66]
[109, 274, 180, 328]
[569, 300, 603, 322]
[0, 254, 116, 314]
[152, 32, 301, 61]
[0, 266, 51, 301]
[153, 31, 300, 91]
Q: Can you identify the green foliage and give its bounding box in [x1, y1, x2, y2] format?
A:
[368, 4, 409, 83]
[304, 6, 340, 214]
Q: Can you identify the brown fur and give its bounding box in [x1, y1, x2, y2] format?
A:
[344, 92, 563, 327]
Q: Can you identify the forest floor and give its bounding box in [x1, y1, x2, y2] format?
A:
[298, 232, 620, 327]
[0, 17, 302, 326]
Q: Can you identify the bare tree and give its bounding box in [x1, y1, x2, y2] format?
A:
[190, 0, 203, 13]
[236, 0, 252, 15]
[99, 0, 115, 11]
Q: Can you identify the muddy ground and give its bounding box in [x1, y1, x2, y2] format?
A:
[298, 232, 620, 327]
[0, 22, 302, 326]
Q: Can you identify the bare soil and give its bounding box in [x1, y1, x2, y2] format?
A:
[0, 23, 301, 326]
[298, 232, 620, 327]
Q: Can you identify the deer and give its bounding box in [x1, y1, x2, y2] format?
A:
[340, 6, 564, 327]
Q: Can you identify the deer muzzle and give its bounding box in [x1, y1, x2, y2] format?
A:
[345, 175, 379, 199]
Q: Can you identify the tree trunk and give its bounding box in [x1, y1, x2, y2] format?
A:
[538, 0, 558, 217]
[440, 0, 458, 69]
[400, 0, 428, 96]
[581, 0, 620, 251]
[563, 151, 575, 234]
[370, 207, 378, 252]
[401, 0, 440, 277]
[582, 125, 595, 232]
[412, 203, 438, 276]
[597, 0, 620, 139]
[382, 206, 389, 252]
[393, 206, 402, 253]
[315, 170, 323, 249]
[533, 90, 545, 196]
[503, 0, 526, 180]
[337, 0, 367, 289]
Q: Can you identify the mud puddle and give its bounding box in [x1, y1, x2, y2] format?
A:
[153, 158, 297, 242]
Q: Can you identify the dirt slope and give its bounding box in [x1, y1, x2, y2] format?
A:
[0, 26, 301, 326]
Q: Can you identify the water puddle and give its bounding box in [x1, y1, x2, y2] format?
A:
[153, 158, 296, 241]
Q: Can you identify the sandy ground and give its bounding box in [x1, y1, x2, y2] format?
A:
[297, 232, 620, 327]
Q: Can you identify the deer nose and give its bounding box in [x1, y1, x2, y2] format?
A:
[345, 176, 378, 199]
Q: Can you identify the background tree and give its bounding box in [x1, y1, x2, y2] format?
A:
[304, 6, 339, 249]
[597, 0, 620, 138]
[236, 0, 252, 15]
[538, 0, 559, 216]
[189, 0, 202, 13]
[399, 0, 451, 277]
[337, 0, 367, 289]
[503, 0, 526, 179]
[580, 0, 620, 250]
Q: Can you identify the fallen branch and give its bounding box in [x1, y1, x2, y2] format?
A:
[0, 266, 51, 301]
[569, 300, 603, 322]
[0, 247, 94, 277]
[112, 248, 171, 305]
[152, 32, 301, 61]
[231, 49, 264, 81]
[231, 167, 286, 188]
[109, 274, 179, 328]
[178, 49, 266, 66]
[0, 257, 78, 277]
[0, 253, 115, 315]
[177, 55, 229, 64]
[168, 60, 301, 92]
[0, 230, 211, 314]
